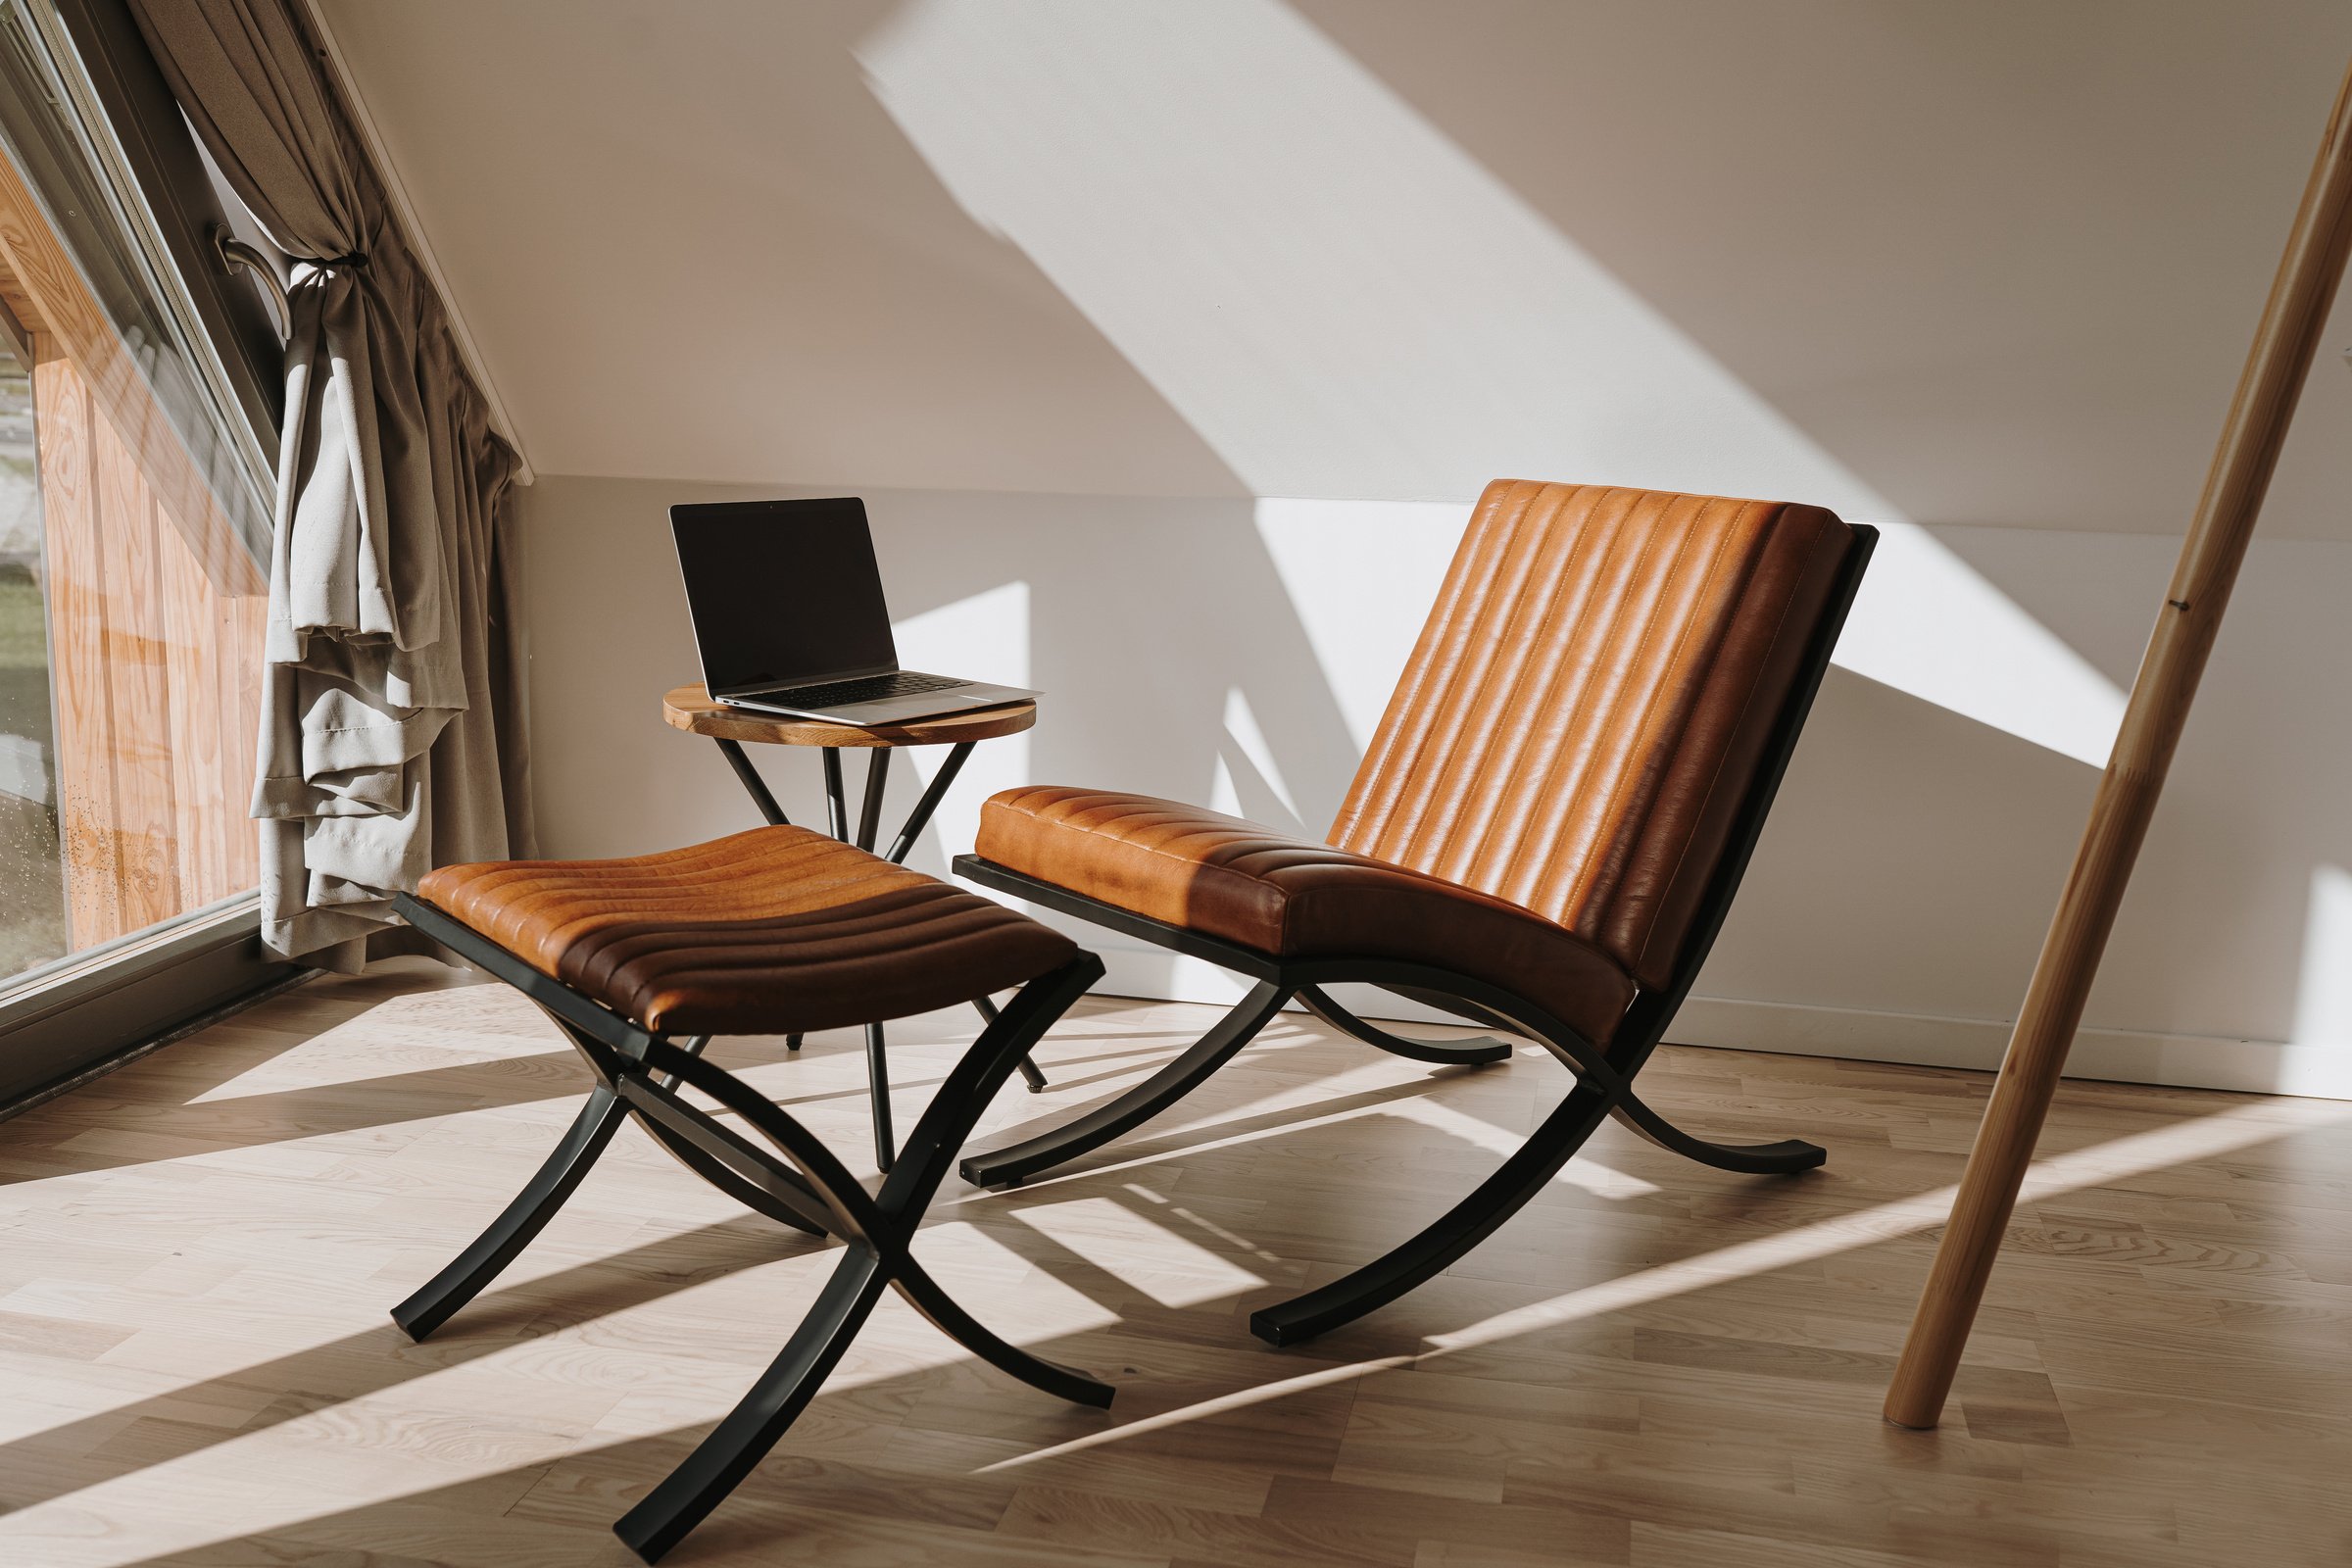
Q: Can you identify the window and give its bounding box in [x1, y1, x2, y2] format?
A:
[0, 0, 290, 1103]
[0, 327, 55, 976]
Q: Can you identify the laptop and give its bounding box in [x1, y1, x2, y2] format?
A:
[671, 497, 1039, 725]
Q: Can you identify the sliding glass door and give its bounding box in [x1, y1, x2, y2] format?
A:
[0, 0, 286, 1097]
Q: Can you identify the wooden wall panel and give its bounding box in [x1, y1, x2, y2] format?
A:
[155, 504, 226, 903]
[29, 341, 267, 944]
[221, 595, 265, 892]
[90, 409, 180, 930]
[31, 340, 123, 948]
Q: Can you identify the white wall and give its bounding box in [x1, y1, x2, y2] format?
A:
[323, 0, 2352, 1096]
[520, 475, 2352, 1099]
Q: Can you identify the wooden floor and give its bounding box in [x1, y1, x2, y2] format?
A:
[3, 959, 2351, 1566]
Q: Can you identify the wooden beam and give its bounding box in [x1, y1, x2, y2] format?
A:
[0, 279, 31, 363]
[0, 142, 261, 599]
[0, 243, 44, 343]
[1884, 55, 2352, 1431]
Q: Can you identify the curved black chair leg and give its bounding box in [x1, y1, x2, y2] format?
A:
[1380, 983, 1527, 1038]
[614, 1249, 889, 1564]
[392, 1085, 628, 1342]
[1297, 985, 1514, 1066]
[1610, 1094, 1826, 1175]
[1250, 1081, 1618, 1347]
[395, 1035, 756, 1342]
[630, 1116, 832, 1236]
[889, 1255, 1114, 1407]
[960, 980, 1293, 1188]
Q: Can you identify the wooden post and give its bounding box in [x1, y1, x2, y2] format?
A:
[1884, 56, 2352, 1430]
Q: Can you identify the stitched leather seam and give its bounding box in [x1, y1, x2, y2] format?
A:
[1480, 485, 1645, 908]
[1380, 482, 1546, 872]
[1524, 488, 1687, 923]
[1566, 497, 1749, 937]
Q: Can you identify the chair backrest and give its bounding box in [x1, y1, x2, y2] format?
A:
[1330, 480, 1858, 993]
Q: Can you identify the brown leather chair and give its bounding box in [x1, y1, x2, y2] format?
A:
[955, 479, 1876, 1347]
[386, 830, 1112, 1561]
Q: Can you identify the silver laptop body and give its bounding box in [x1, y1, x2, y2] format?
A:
[670, 497, 1037, 725]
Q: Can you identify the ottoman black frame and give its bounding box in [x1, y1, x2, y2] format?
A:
[391, 890, 1110, 1563]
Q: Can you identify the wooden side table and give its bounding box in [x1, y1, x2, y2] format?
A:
[662, 684, 1045, 1170]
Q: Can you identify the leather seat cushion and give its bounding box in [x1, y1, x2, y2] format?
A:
[976, 786, 1638, 1045]
[418, 826, 1079, 1036]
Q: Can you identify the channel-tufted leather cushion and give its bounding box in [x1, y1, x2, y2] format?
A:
[973, 480, 1856, 1040]
[975, 787, 1639, 1045]
[1337, 480, 1854, 992]
[418, 826, 1078, 1036]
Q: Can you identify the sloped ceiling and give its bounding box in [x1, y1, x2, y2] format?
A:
[315, 0, 2352, 534]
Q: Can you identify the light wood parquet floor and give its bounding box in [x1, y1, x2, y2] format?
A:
[3, 956, 2351, 1566]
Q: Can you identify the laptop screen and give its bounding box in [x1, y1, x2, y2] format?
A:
[670, 498, 900, 695]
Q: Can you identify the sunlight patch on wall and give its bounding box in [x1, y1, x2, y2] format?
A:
[1833, 522, 2126, 767]
[1252, 496, 2126, 767]
[893, 579, 1029, 868]
[1251, 497, 1460, 752]
[2281, 864, 2352, 1099]
[858, 0, 1894, 513]
[1208, 683, 1306, 832]
[859, 0, 2124, 766]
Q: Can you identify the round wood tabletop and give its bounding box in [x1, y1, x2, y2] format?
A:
[662, 683, 1038, 749]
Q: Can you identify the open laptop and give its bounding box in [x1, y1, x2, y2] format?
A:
[671, 497, 1038, 725]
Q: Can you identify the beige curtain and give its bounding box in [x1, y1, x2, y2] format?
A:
[127, 0, 533, 967]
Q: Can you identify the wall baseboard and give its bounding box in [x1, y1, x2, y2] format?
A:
[1088, 943, 2351, 1102]
[1668, 995, 2352, 1101]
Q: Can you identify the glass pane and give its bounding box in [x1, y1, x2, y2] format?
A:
[0, 1, 270, 993]
[0, 333, 65, 976]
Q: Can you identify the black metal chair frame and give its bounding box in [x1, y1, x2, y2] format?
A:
[389, 889, 1110, 1563]
[708, 733, 1048, 1175]
[953, 525, 1878, 1349]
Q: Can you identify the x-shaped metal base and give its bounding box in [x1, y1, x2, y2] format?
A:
[958, 960, 1824, 1349]
[390, 893, 1108, 1562]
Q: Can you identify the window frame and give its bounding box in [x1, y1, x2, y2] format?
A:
[0, 0, 296, 1113]
[49, 0, 284, 466]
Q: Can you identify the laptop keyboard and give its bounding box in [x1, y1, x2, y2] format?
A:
[754, 670, 966, 708]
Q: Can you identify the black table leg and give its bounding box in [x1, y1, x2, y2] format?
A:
[707, 736, 1054, 1156]
[714, 738, 789, 826]
[852, 750, 899, 1168]
[973, 994, 1047, 1092]
[820, 748, 849, 840]
[873, 743, 1049, 1092]
[863, 1023, 894, 1172]
[882, 742, 973, 862]
[855, 748, 891, 853]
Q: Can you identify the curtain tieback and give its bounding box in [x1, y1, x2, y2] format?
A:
[291, 250, 368, 283]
